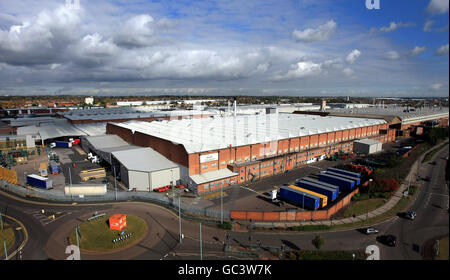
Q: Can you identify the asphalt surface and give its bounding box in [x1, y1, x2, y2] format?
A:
[0, 141, 447, 260]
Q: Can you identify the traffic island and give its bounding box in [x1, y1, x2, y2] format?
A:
[0, 222, 15, 258]
[69, 214, 148, 254]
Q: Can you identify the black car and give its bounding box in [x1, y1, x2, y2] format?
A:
[377, 235, 397, 247]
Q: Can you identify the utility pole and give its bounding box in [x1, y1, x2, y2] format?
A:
[171, 170, 174, 202]
[113, 166, 117, 201]
[68, 167, 73, 201]
[75, 226, 81, 260]
[220, 184, 223, 224]
[179, 194, 182, 244]
[199, 222, 203, 261]
[3, 238, 7, 260]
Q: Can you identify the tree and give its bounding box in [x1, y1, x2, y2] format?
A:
[312, 235, 325, 250]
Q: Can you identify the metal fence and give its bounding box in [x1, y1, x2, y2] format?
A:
[0, 180, 229, 221]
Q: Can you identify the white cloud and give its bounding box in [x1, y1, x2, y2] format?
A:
[292, 20, 337, 43]
[423, 20, 435, 32]
[426, 0, 449, 15]
[343, 67, 355, 78]
[322, 58, 344, 69]
[271, 61, 323, 81]
[383, 51, 400, 60]
[372, 22, 414, 33]
[436, 44, 449, 55]
[113, 14, 158, 48]
[408, 46, 427, 56]
[345, 49, 361, 64]
[430, 83, 442, 90]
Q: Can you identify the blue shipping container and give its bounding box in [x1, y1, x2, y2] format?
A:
[302, 177, 340, 192]
[54, 141, 72, 148]
[318, 173, 354, 192]
[296, 180, 338, 201]
[279, 186, 320, 210]
[325, 171, 361, 186]
[327, 167, 361, 178]
[26, 174, 53, 189]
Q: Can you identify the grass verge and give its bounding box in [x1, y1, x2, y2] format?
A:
[0, 223, 15, 258]
[436, 236, 449, 260]
[288, 225, 331, 231]
[69, 214, 148, 253]
[286, 250, 366, 260]
[340, 198, 386, 218]
[332, 195, 411, 230]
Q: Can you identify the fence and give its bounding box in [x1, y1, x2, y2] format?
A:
[0, 180, 229, 222]
[230, 188, 359, 222]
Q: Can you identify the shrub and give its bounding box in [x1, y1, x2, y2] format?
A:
[218, 221, 232, 230]
[312, 235, 325, 250]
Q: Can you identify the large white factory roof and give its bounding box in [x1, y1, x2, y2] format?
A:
[111, 113, 386, 154]
[62, 107, 216, 121]
[112, 147, 179, 173]
[326, 106, 448, 124]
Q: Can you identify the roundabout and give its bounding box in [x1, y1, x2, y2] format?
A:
[69, 214, 148, 254]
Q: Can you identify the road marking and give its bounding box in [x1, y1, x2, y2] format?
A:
[240, 186, 258, 194]
[366, 245, 380, 260]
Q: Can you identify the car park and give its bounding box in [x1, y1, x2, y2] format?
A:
[377, 235, 397, 247]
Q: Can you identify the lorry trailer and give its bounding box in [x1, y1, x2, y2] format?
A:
[318, 173, 355, 192]
[279, 186, 320, 210]
[327, 167, 361, 178]
[324, 171, 361, 185]
[296, 179, 338, 201]
[288, 185, 327, 208]
[302, 177, 339, 192]
[26, 174, 53, 189]
[53, 141, 72, 148]
[49, 161, 60, 175]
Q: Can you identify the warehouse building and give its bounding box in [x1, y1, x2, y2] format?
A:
[81, 134, 180, 191]
[107, 113, 388, 194]
[294, 106, 449, 140]
[353, 139, 383, 155]
[112, 147, 180, 192]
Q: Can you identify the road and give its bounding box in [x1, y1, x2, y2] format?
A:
[208, 145, 450, 260]
[1, 144, 447, 260]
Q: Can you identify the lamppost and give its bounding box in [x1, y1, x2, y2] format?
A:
[199, 222, 203, 261]
[179, 194, 182, 244]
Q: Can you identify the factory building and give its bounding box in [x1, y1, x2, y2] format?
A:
[81, 134, 180, 191]
[112, 147, 180, 192]
[294, 106, 449, 140]
[107, 113, 388, 194]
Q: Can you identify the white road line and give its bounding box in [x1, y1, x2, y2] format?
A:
[240, 186, 258, 194]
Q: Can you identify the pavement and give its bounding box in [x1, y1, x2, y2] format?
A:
[250, 141, 448, 229]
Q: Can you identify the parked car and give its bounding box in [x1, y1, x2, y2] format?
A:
[377, 235, 397, 247]
[399, 211, 416, 220]
[406, 210, 417, 219]
[363, 227, 379, 235]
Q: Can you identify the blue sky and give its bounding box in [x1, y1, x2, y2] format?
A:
[0, 0, 448, 96]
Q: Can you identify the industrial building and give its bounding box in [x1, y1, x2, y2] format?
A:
[112, 147, 180, 192]
[294, 106, 449, 139]
[107, 113, 389, 194]
[81, 134, 180, 191]
[353, 139, 383, 155]
[61, 107, 217, 124]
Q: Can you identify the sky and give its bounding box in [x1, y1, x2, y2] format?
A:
[0, 0, 448, 97]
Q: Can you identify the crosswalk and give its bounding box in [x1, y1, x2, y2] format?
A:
[23, 210, 71, 226]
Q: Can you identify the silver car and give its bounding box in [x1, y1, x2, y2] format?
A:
[364, 227, 379, 234]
